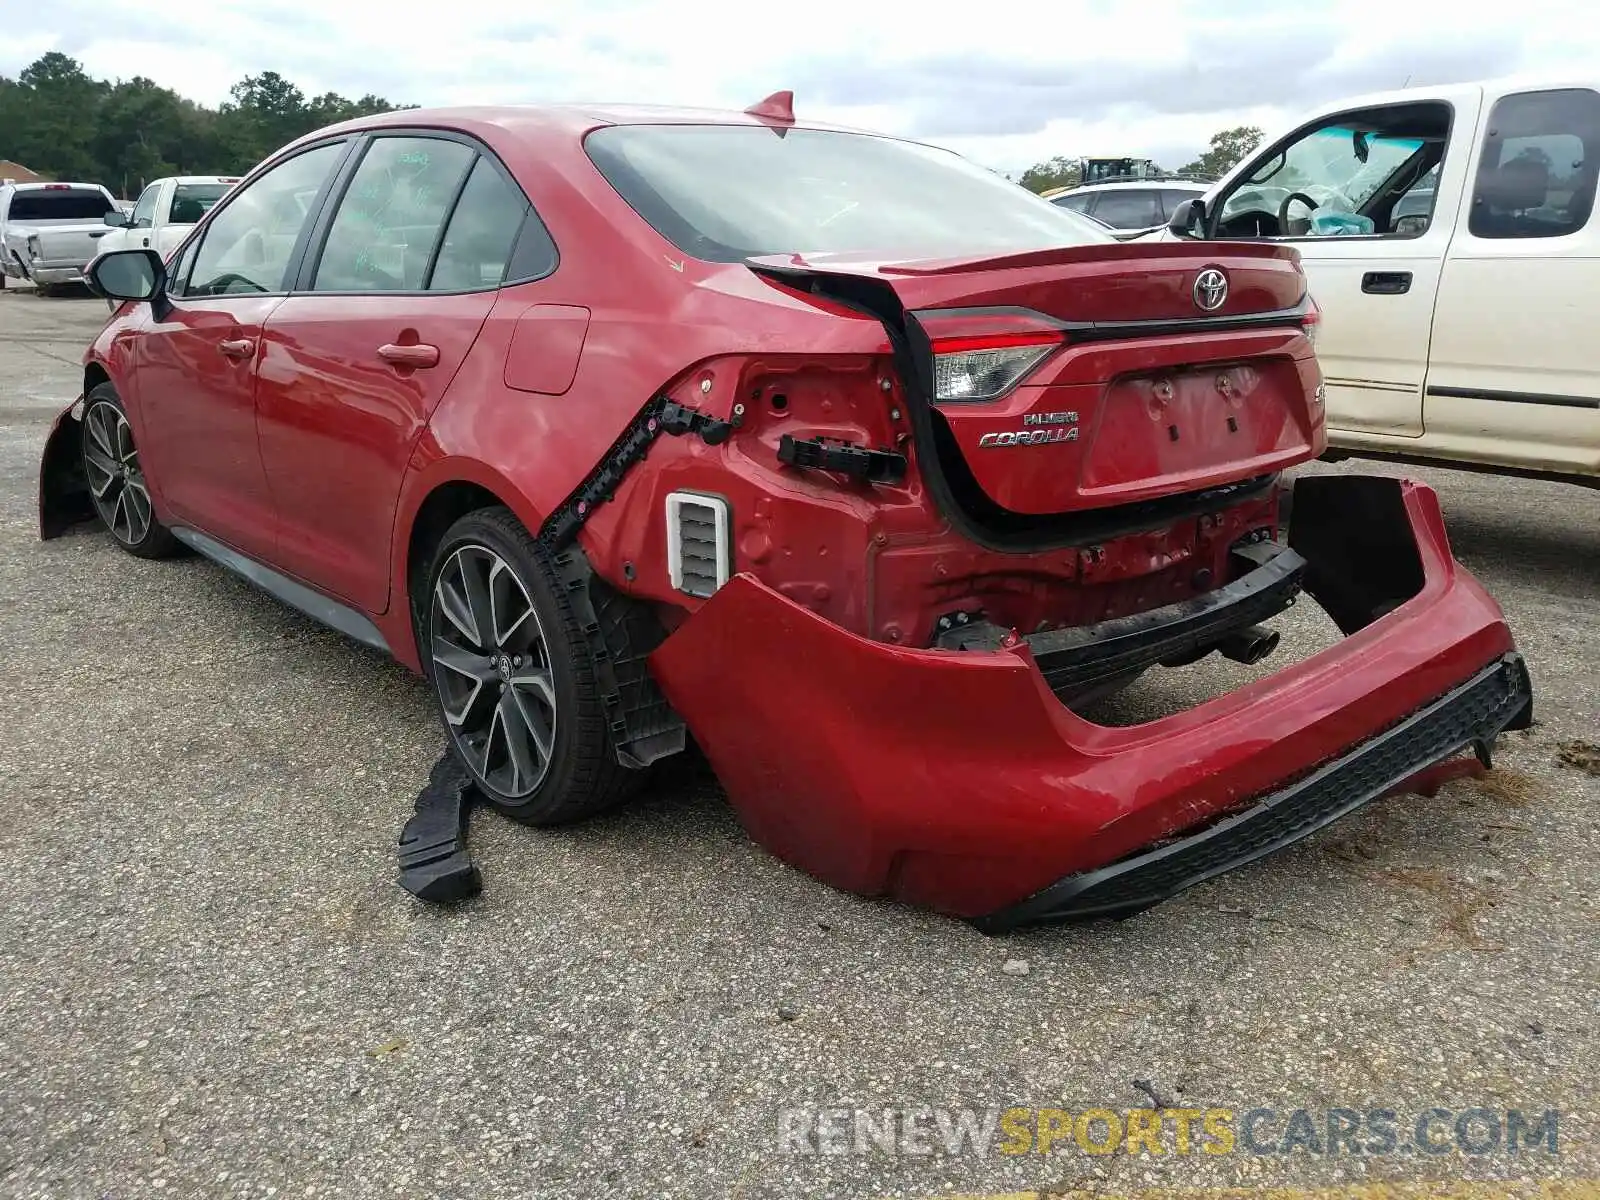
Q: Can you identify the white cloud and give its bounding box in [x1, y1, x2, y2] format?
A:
[7, 0, 1600, 174]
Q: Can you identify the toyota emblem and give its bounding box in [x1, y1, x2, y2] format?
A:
[1193, 267, 1229, 312]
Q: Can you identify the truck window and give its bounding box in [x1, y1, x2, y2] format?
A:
[1211, 102, 1451, 239]
[5, 187, 116, 222]
[1468, 88, 1600, 240]
[1090, 188, 1162, 229]
[130, 184, 162, 229]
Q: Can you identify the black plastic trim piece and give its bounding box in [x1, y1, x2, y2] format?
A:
[938, 542, 1306, 695]
[548, 542, 687, 769]
[1426, 385, 1600, 411]
[168, 526, 391, 651]
[971, 651, 1534, 933]
[397, 753, 482, 903]
[777, 433, 908, 485]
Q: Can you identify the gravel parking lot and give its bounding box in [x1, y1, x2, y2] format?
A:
[1, 284, 1596, 1200]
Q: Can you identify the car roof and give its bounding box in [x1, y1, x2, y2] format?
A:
[265, 100, 953, 176]
[1071, 179, 1208, 191]
[309, 101, 907, 145]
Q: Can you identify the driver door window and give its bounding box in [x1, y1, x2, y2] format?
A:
[1213, 105, 1450, 239]
[181, 141, 347, 297]
[129, 184, 161, 229]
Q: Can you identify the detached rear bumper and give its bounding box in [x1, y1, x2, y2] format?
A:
[647, 475, 1530, 927]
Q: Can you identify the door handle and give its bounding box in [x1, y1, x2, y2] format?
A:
[378, 342, 440, 368]
[1362, 271, 1412, 295]
[218, 337, 256, 360]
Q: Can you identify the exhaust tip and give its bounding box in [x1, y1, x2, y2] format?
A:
[1218, 625, 1280, 666]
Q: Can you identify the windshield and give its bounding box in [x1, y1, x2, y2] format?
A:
[1223, 126, 1426, 220]
[170, 183, 233, 223]
[7, 187, 114, 221]
[585, 125, 1111, 262]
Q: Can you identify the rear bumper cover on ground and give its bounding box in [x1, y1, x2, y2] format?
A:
[647, 475, 1530, 926]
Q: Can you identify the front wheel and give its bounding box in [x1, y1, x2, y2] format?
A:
[81, 383, 179, 559]
[421, 507, 641, 825]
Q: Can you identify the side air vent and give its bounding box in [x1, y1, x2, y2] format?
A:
[665, 491, 730, 599]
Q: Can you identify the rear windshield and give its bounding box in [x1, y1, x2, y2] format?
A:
[585, 125, 1111, 262]
[170, 183, 233, 222]
[6, 187, 115, 221]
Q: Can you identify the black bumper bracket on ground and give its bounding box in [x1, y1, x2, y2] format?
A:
[970, 651, 1534, 933]
[397, 754, 482, 904]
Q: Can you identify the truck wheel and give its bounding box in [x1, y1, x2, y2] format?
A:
[421, 506, 641, 825]
[81, 383, 180, 559]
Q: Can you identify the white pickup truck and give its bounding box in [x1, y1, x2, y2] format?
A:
[1152, 73, 1600, 486]
[0, 180, 120, 295]
[97, 175, 239, 260]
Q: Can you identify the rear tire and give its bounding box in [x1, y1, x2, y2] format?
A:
[81, 383, 180, 559]
[420, 506, 641, 825]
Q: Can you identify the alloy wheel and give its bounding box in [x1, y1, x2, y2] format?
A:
[83, 401, 153, 547]
[429, 543, 558, 799]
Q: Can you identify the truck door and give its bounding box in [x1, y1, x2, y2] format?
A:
[1197, 86, 1482, 439]
[1425, 85, 1600, 475]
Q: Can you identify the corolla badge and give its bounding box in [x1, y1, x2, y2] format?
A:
[1192, 267, 1229, 312]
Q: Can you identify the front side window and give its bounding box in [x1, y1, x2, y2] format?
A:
[1052, 193, 1092, 213]
[185, 142, 346, 296]
[1090, 188, 1162, 229]
[1468, 89, 1600, 240]
[311, 136, 475, 292]
[586, 125, 1112, 262]
[130, 184, 161, 228]
[1214, 104, 1450, 238]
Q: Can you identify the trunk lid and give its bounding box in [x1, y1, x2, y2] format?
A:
[747, 241, 1308, 325]
[749, 243, 1320, 544]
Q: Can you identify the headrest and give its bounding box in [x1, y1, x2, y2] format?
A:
[1479, 156, 1549, 212]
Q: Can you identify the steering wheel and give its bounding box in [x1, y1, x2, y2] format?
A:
[1278, 191, 1320, 233]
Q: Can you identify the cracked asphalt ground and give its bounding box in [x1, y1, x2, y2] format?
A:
[0, 284, 1596, 1200]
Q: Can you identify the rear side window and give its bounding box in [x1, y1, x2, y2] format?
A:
[1053, 193, 1092, 213]
[1089, 188, 1162, 229]
[312, 136, 475, 292]
[186, 142, 346, 296]
[1469, 88, 1600, 239]
[6, 188, 115, 221]
[586, 124, 1110, 262]
[428, 157, 532, 291]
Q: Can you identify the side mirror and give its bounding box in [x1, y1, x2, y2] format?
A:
[103, 211, 132, 228]
[87, 248, 165, 302]
[1168, 197, 1204, 237]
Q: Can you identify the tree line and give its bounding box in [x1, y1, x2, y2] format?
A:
[1016, 125, 1266, 193]
[0, 52, 410, 198]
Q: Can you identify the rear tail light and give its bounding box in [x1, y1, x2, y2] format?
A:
[930, 331, 1064, 403]
[665, 491, 730, 598]
[1301, 295, 1321, 346]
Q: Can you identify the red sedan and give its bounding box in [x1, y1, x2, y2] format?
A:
[40, 93, 1531, 930]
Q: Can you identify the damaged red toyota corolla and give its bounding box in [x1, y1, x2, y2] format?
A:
[40, 93, 1531, 931]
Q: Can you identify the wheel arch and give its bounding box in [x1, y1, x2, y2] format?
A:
[397, 468, 548, 660]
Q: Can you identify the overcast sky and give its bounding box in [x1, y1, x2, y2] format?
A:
[5, 0, 1596, 175]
